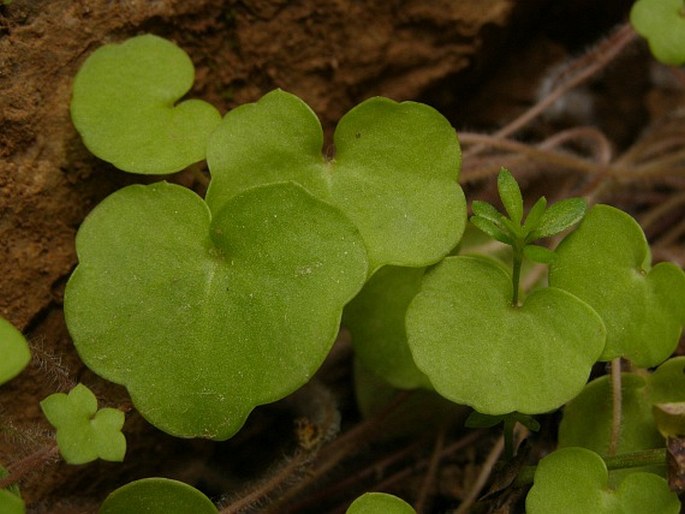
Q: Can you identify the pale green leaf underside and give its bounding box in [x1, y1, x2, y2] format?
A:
[344, 266, 431, 389]
[0, 317, 30, 385]
[630, 0, 685, 66]
[206, 89, 466, 272]
[99, 478, 217, 514]
[71, 34, 221, 174]
[406, 256, 605, 415]
[65, 182, 368, 440]
[346, 492, 416, 514]
[550, 204, 685, 367]
[40, 384, 126, 464]
[526, 447, 680, 514]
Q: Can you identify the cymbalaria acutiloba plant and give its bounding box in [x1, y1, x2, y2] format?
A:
[2, 11, 685, 512]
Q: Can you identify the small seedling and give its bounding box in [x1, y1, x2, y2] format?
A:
[405, 168, 604, 415]
[99, 478, 217, 514]
[0, 317, 30, 385]
[70, 34, 221, 174]
[630, 0, 685, 66]
[526, 447, 680, 514]
[346, 492, 416, 514]
[40, 383, 126, 465]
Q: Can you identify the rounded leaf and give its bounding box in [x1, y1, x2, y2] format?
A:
[0, 317, 30, 385]
[206, 89, 466, 272]
[71, 34, 221, 174]
[406, 256, 605, 414]
[526, 447, 680, 514]
[0, 465, 25, 514]
[630, 0, 685, 66]
[344, 266, 431, 389]
[100, 478, 217, 514]
[550, 204, 685, 367]
[346, 492, 416, 514]
[65, 182, 368, 439]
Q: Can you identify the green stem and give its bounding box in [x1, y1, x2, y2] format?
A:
[608, 358, 622, 457]
[515, 448, 667, 487]
[512, 247, 523, 306]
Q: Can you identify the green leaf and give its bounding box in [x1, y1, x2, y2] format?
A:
[465, 411, 507, 428]
[0, 317, 30, 385]
[653, 403, 685, 438]
[344, 266, 431, 389]
[630, 0, 685, 66]
[559, 357, 685, 457]
[0, 466, 25, 514]
[523, 244, 556, 264]
[405, 255, 605, 415]
[470, 216, 513, 245]
[530, 197, 586, 240]
[71, 34, 221, 174]
[205, 89, 466, 272]
[497, 168, 524, 225]
[99, 478, 217, 514]
[472, 200, 505, 225]
[40, 384, 126, 465]
[522, 196, 548, 235]
[64, 182, 368, 440]
[346, 492, 416, 514]
[549, 204, 685, 366]
[526, 447, 680, 514]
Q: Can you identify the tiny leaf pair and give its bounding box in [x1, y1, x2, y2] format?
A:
[65, 182, 368, 439]
[526, 447, 680, 514]
[40, 384, 126, 465]
[0, 317, 30, 385]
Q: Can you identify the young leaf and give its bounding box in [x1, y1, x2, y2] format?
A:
[205, 89, 467, 272]
[100, 478, 217, 514]
[405, 255, 605, 415]
[497, 168, 524, 225]
[523, 244, 556, 264]
[64, 182, 368, 440]
[522, 196, 548, 234]
[472, 200, 505, 225]
[71, 34, 221, 174]
[465, 411, 507, 428]
[40, 384, 126, 465]
[346, 492, 416, 514]
[549, 204, 685, 366]
[343, 266, 431, 390]
[530, 197, 586, 240]
[0, 317, 30, 385]
[630, 0, 685, 66]
[0, 465, 25, 514]
[526, 447, 680, 514]
[470, 216, 513, 245]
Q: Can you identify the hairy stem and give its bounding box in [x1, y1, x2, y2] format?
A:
[608, 358, 623, 457]
[0, 442, 60, 490]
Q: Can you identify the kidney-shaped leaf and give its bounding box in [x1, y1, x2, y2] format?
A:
[206, 89, 466, 272]
[100, 478, 217, 514]
[71, 34, 221, 174]
[406, 256, 605, 414]
[0, 317, 30, 385]
[550, 204, 685, 367]
[526, 447, 680, 514]
[64, 182, 368, 440]
[346, 492, 416, 514]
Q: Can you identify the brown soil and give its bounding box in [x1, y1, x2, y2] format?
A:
[1, 0, 682, 513]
